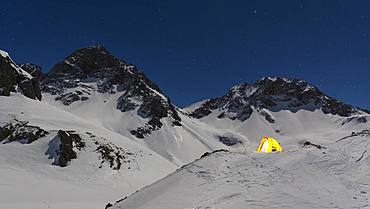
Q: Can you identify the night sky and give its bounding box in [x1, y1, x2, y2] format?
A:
[1, 0, 370, 109]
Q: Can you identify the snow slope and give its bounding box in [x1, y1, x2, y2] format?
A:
[111, 130, 370, 209]
[0, 94, 177, 209]
[42, 89, 228, 166]
[0, 89, 228, 209]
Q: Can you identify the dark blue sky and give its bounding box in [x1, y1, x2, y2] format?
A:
[1, 0, 370, 109]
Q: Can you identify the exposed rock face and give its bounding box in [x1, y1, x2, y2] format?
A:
[46, 130, 85, 167]
[96, 143, 135, 170]
[0, 120, 49, 144]
[342, 116, 368, 125]
[218, 135, 242, 146]
[45, 130, 140, 169]
[88, 132, 139, 170]
[42, 45, 181, 138]
[19, 79, 42, 100]
[0, 50, 42, 100]
[300, 140, 326, 150]
[19, 63, 45, 81]
[190, 77, 365, 121]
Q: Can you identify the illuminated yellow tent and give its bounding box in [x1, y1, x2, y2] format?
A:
[257, 136, 282, 153]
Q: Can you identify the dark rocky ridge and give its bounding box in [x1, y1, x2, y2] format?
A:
[42, 45, 181, 138]
[19, 63, 45, 81]
[0, 51, 42, 100]
[190, 77, 366, 122]
[0, 120, 49, 144]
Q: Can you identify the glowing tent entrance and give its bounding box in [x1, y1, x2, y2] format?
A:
[257, 136, 282, 153]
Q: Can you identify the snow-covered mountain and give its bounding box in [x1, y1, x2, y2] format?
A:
[1, 46, 369, 209]
[109, 77, 370, 209]
[41, 45, 182, 137]
[0, 47, 226, 209]
[40, 45, 227, 165]
[189, 76, 366, 121]
[185, 77, 368, 148]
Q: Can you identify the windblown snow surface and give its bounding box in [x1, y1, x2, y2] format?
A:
[111, 135, 370, 209]
[0, 92, 228, 209]
[111, 108, 370, 209]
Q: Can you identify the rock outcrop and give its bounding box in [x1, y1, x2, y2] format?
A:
[0, 120, 49, 144]
[0, 50, 42, 100]
[46, 130, 85, 167]
[19, 63, 45, 81]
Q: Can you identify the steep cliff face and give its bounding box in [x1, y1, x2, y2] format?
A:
[0, 50, 41, 100]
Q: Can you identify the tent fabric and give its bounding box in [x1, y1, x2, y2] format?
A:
[257, 136, 282, 153]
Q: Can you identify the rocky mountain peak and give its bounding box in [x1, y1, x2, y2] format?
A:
[228, 77, 318, 99]
[41, 45, 181, 138]
[256, 77, 318, 94]
[190, 76, 364, 122]
[0, 50, 42, 100]
[43, 45, 122, 83]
